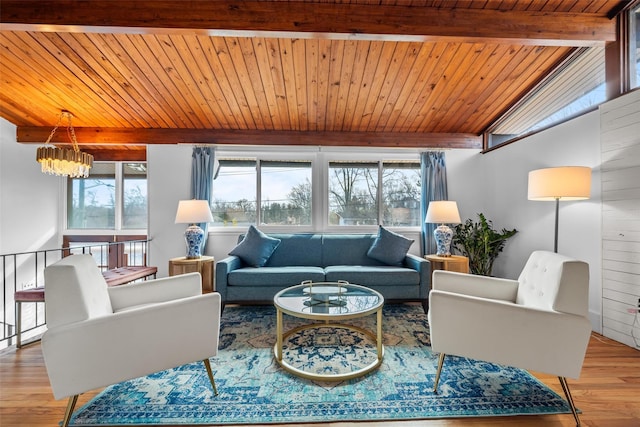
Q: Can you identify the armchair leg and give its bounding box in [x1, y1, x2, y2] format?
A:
[433, 353, 446, 393]
[61, 395, 79, 427]
[559, 376, 581, 427]
[203, 359, 218, 396]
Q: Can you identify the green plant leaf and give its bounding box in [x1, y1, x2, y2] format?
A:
[452, 213, 517, 276]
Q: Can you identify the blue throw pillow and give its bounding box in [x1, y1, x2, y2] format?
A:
[367, 226, 414, 266]
[229, 225, 281, 267]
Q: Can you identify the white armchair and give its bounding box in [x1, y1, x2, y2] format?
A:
[41, 254, 222, 427]
[428, 250, 591, 426]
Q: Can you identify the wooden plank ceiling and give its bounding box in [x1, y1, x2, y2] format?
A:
[0, 0, 625, 160]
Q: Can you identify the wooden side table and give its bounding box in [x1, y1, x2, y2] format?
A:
[168, 256, 215, 293]
[424, 254, 470, 275]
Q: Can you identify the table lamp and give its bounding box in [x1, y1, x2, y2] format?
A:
[175, 199, 214, 259]
[425, 201, 461, 256]
[528, 166, 591, 253]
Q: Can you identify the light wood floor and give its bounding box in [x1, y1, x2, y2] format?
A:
[1, 333, 639, 427]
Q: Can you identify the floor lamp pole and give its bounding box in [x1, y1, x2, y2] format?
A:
[554, 197, 559, 253]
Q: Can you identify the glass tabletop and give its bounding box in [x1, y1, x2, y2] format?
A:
[274, 281, 384, 318]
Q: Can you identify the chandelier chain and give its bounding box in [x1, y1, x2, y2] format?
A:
[44, 112, 64, 145]
[65, 113, 81, 153]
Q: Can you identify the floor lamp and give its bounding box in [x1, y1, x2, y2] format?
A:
[528, 166, 591, 253]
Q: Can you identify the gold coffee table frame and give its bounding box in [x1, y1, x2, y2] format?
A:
[273, 281, 384, 381]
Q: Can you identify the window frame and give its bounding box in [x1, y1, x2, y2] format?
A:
[629, 2, 639, 90]
[63, 161, 148, 236]
[211, 151, 318, 232]
[210, 147, 421, 235]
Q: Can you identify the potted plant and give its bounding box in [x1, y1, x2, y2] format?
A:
[452, 213, 518, 276]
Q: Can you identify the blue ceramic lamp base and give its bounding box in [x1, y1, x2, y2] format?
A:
[433, 224, 454, 257]
[184, 224, 205, 259]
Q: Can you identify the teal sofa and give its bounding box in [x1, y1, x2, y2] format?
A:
[215, 233, 430, 310]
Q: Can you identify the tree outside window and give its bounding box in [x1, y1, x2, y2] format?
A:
[211, 156, 420, 229]
[67, 162, 147, 230]
[261, 161, 312, 226]
[328, 162, 378, 226]
[68, 163, 116, 229]
[382, 162, 421, 227]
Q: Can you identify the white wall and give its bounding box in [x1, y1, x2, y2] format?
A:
[147, 145, 194, 277]
[444, 149, 485, 222]
[467, 111, 603, 331]
[600, 89, 640, 347]
[0, 117, 60, 255]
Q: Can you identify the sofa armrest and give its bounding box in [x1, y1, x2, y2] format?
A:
[404, 254, 431, 299]
[215, 255, 243, 302]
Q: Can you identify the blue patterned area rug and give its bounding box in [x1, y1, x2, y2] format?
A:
[70, 304, 572, 425]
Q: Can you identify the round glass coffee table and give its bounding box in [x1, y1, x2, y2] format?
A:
[273, 281, 384, 381]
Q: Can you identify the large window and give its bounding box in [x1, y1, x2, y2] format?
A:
[328, 161, 421, 227]
[211, 154, 420, 230]
[67, 162, 147, 231]
[211, 159, 312, 227]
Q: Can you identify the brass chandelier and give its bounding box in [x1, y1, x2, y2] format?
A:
[36, 110, 93, 178]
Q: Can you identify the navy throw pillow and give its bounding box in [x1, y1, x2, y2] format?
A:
[367, 225, 414, 266]
[229, 225, 281, 267]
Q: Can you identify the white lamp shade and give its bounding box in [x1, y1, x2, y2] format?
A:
[175, 200, 213, 224]
[425, 201, 461, 224]
[528, 166, 591, 201]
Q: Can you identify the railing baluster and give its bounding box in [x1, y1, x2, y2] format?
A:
[1, 256, 6, 341]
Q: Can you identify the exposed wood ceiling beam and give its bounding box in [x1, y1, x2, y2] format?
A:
[17, 128, 482, 150]
[84, 148, 147, 162]
[1, 1, 616, 47]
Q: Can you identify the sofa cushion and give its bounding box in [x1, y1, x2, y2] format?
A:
[322, 234, 383, 267]
[265, 234, 323, 267]
[367, 226, 414, 266]
[325, 265, 420, 286]
[228, 266, 325, 287]
[229, 225, 281, 267]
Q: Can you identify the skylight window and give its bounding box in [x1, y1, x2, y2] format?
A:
[488, 47, 605, 149]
